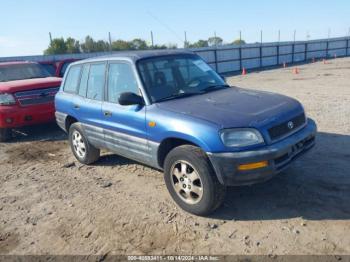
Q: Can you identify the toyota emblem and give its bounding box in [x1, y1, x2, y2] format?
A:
[287, 121, 294, 129]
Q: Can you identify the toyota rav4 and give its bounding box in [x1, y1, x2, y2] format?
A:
[55, 50, 317, 215]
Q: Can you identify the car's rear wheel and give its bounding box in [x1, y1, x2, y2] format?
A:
[69, 123, 100, 164]
[0, 128, 12, 142]
[164, 145, 226, 216]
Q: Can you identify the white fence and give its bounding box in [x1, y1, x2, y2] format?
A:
[1, 36, 349, 74]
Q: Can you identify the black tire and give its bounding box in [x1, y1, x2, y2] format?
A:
[0, 128, 12, 142]
[164, 145, 226, 216]
[69, 123, 100, 165]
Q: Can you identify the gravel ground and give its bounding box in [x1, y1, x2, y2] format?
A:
[0, 57, 349, 256]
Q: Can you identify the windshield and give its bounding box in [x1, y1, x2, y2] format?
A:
[137, 55, 228, 103]
[0, 63, 51, 82]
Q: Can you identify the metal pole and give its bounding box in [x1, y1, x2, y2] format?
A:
[239, 30, 242, 71]
[49, 32, 52, 44]
[108, 32, 112, 51]
[184, 31, 187, 48]
[214, 31, 217, 47]
[260, 30, 263, 68]
[292, 30, 296, 63]
[150, 31, 154, 48]
[293, 30, 296, 42]
[347, 28, 350, 56]
[277, 30, 280, 65]
[213, 31, 218, 71]
[326, 29, 330, 58]
[305, 42, 308, 62]
[278, 30, 281, 42]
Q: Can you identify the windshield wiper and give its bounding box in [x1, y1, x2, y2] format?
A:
[201, 84, 230, 93]
[156, 92, 201, 103]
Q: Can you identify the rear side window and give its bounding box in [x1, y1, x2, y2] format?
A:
[78, 64, 90, 97]
[63, 65, 81, 93]
[86, 63, 106, 101]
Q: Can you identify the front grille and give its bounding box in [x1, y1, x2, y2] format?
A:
[15, 87, 59, 106]
[268, 113, 306, 141]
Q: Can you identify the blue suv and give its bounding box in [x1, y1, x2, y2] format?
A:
[55, 50, 317, 215]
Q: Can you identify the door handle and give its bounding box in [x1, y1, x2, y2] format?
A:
[104, 111, 112, 117]
[73, 104, 80, 109]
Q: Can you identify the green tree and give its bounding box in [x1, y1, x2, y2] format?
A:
[80, 36, 95, 53]
[208, 36, 223, 47]
[80, 36, 109, 53]
[189, 40, 209, 48]
[166, 43, 178, 49]
[232, 39, 246, 45]
[95, 40, 110, 52]
[66, 37, 80, 53]
[111, 40, 133, 50]
[130, 38, 148, 50]
[153, 44, 167, 50]
[44, 38, 67, 55]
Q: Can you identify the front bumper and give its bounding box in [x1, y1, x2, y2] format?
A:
[208, 118, 317, 186]
[0, 104, 55, 129]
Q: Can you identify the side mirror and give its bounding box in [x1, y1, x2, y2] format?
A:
[118, 92, 144, 106]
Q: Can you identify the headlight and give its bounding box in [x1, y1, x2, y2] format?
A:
[220, 128, 264, 147]
[0, 93, 16, 106]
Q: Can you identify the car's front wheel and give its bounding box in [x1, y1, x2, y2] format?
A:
[0, 128, 12, 142]
[164, 145, 226, 216]
[69, 123, 100, 164]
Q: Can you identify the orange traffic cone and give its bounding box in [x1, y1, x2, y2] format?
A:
[242, 68, 247, 75]
[293, 67, 299, 74]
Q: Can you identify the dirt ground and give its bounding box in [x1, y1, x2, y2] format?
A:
[0, 57, 349, 256]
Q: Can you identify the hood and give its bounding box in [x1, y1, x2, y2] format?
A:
[156, 87, 304, 128]
[0, 77, 62, 93]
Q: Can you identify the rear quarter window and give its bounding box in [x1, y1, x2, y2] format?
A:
[63, 65, 81, 93]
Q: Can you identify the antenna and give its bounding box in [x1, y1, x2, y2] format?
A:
[147, 11, 184, 43]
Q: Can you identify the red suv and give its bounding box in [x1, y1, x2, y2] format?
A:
[0, 61, 62, 141]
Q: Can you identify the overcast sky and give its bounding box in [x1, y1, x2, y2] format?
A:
[1, 0, 350, 57]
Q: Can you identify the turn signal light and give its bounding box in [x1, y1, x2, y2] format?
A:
[238, 161, 268, 171]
